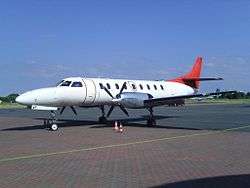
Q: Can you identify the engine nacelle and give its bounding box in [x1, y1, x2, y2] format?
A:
[118, 92, 153, 109]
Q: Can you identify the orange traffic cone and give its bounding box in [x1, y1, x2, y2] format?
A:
[114, 121, 119, 132]
[119, 123, 124, 133]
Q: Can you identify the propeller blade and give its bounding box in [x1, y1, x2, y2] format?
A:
[103, 87, 114, 99]
[119, 105, 129, 117]
[119, 82, 127, 95]
[107, 106, 115, 118]
[60, 106, 66, 115]
[70, 106, 77, 115]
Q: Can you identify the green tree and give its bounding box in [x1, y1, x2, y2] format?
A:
[0, 94, 19, 103]
[246, 92, 250, 99]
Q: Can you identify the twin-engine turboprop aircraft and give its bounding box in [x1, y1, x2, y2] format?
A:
[16, 57, 225, 131]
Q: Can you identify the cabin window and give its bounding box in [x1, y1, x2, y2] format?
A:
[154, 85, 157, 90]
[99, 83, 104, 89]
[71, 82, 83, 87]
[139, 84, 143, 90]
[147, 84, 150, 90]
[160, 85, 164, 90]
[115, 83, 119, 89]
[132, 84, 136, 89]
[107, 83, 111, 89]
[60, 81, 72, 87]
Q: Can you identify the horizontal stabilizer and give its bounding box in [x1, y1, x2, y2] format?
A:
[183, 77, 223, 81]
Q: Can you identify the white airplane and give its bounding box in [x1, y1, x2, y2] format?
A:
[16, 57, 224, 131]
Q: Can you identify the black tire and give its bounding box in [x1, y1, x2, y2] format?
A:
[147, 119, 156, 126]
[99, 116, 107, 124]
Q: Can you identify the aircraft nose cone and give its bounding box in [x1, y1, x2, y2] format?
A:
[15, 90, 37, 105]
[15, 95, 21, 104]
[15, 94, 29, 105]
[15, 88, 58, 106]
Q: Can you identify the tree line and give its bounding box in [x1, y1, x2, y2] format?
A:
[219, 91, 250, 99]
[0, 94, 19, 103]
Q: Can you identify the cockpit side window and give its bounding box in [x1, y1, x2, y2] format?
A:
[60, 81, 72, 86]
[71, 82, 83, 87]
[56, 80, 64, 86]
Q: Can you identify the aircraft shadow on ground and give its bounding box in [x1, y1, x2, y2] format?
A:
[90, 115, 200, 130]
[150, 174, 250, 188]
[1, 119, 97, 131]
[242, 105, 250, 108]
[1, 115, 201, 131]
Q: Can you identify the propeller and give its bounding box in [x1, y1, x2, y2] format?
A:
[60, 106, 77, 115]
[118, 82, 127, 96]
[70, 106, 77, 115]
[103, 82, 129, 117]
[107, 106, 114, 117]
[60, 106, 66, 114]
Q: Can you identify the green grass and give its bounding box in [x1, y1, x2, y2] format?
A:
[186, 99, 250, 105]
[0, 102, 25, 109]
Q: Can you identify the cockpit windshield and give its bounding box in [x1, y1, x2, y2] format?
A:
[60, 81, 72, 87]
[71, 82, 83, 87]
[56, 78, 83, 87]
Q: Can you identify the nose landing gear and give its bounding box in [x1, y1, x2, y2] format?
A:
[43, 111, 59, 131]
[50, 123, 58, 131]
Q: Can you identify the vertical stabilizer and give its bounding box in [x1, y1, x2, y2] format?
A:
[169, 57, 203, 89]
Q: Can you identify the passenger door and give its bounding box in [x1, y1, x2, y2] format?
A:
[82, 79, 96, 104]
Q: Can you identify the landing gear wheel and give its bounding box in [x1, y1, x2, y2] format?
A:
[99, 116, 107, 124]
[50, 124, 58, 131]
[147, 118, 156, 126]
[43, 119, 48, 125]
[147, 107, 156, 126]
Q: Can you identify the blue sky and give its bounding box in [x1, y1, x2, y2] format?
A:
[0, 0, 250, 95]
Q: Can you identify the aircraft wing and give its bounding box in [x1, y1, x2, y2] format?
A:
[144, 91, 236, 107]
[144, 94, 202, 106]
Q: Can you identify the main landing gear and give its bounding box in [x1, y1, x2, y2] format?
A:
[43, 111, 59, 131]
[147, 107, 156, 126]
[98, 106, 107, 124]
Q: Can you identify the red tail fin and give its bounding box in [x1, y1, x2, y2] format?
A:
[170, 57, 203, 89]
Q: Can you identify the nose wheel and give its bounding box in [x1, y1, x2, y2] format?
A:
[50, 124, 58, 131]
[43, 111, 59, 131]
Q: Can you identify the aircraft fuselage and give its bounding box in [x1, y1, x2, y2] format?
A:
[16, 77, 195, 109]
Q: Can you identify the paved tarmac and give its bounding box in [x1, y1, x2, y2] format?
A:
[0, 104, 250, 188]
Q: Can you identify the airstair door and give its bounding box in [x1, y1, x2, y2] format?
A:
[82, 79, 96, 104]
